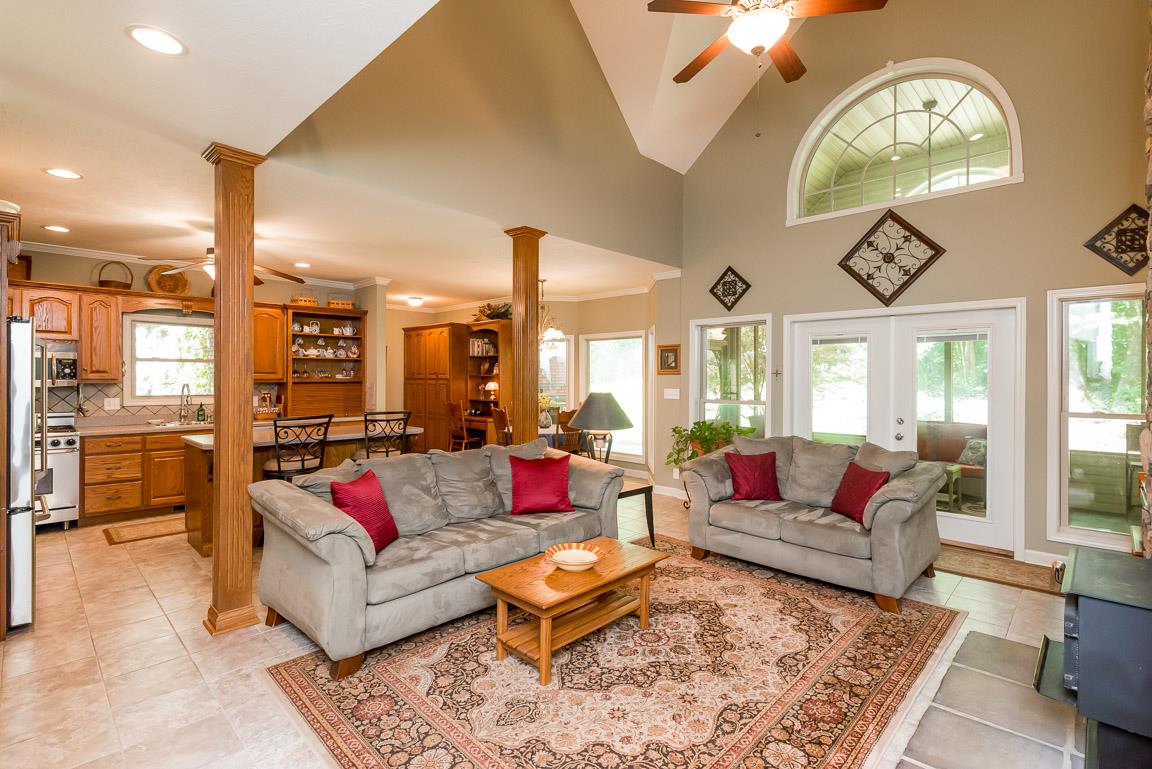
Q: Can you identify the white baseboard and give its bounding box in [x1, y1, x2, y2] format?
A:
[617, 467, 650, 480]
[653, 485, 687, 500]
[1024, 549, 1066, 567]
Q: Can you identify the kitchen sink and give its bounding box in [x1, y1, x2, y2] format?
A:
[146, 419, 213, 428]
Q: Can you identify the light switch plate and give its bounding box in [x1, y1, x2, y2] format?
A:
[663, 388, 680, 400]
[103, 397, 120, 411]
[672, 468, 680, 480]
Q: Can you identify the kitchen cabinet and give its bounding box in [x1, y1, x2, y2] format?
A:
[79, 294, 121, 382]
[81, 429, 208, 522]
[6, 288, 20, 317]
[144, 450, 186, 507]
[402, 323, 469, 452]
[253, 306, 286, 381]
[24, 289, 80, 339]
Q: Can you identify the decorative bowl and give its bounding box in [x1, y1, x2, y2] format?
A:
[545, 542, 603, 572]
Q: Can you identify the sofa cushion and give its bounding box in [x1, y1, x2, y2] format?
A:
[778, 506, 871, 559]
[733, 436, 794, 495]
[329, 470, 400, 553]
[856, 442, 918, 479]
[726, 451, 782, 501]
[356, 454, 450, 536]
[485, 439, 549, 511]
[510, 455, 575, 514]
[787, 438, 858, 508]
[681, 446, 736, 501]
[493, 511, 601, 550]
[364, 536, 466, 604]
[707, 499, 796, 540]
[427, 449, 503, 522]
[291, 459, 359, 504]
[423, 518, 540, 573]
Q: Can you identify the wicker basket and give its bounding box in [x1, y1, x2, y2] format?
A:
[97, 261, 133, 290]
[327, 294, 355, 310]
[290, 288, 318, 306]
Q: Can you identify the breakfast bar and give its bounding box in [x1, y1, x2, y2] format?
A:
[182, 418, 423, 556]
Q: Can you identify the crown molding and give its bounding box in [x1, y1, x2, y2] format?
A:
[353, 277, 393, 289]
[385, 303, 437, 313]
[202, 142, 266, 167]
[652, 269, 682, 281]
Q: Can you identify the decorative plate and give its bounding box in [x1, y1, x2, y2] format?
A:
[709, 266, 751, 311]
[145, 265, 190, 295]
[1083, 204, 1149, 275]
[839, 210, 945, 306]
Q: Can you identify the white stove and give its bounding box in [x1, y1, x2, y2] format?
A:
[33, 412, 78, 527]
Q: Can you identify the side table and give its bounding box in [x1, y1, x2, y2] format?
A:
[618, 483, 655, 546]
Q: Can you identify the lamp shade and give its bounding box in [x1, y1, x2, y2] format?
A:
[569, 393, 632, 432]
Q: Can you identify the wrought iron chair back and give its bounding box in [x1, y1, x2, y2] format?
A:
[491, 407, 512, 446]
[555, 409, 585, 455]
[363, 410, 411, 458]
[272, 414, 334, 472]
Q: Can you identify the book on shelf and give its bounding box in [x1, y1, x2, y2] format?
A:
[469, 337, 497, 356]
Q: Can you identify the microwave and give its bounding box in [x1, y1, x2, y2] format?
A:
[34, 345, 79, 387]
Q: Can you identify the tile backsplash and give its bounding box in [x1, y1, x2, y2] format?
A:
[44, 383, 280, 421]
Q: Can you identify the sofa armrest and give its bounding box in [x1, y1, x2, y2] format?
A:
[681, 446, 736, 502]
[249, 480, 376, 566]
[544, 448, 626, 511]
[862, 462, 947, 530]
[682, 469, 714, 547]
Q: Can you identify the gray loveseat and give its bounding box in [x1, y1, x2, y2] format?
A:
[682, 436, 945, 612]
[248, 438, 623, 678]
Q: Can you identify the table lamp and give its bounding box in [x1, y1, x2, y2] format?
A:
[568, 392, 632, 463]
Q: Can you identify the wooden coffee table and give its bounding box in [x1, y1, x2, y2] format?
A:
[475, 537, 667, 684]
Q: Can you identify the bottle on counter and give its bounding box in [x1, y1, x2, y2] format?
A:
[196, 402, 206, 422]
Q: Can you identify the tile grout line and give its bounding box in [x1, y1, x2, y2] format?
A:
[927, 701, 1069, 752]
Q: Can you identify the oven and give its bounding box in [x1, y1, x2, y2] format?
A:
[33, 416, 79, 528]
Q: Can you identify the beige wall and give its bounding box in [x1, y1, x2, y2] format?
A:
[270, 0, 683, 266]
[671, 0, 1146, 554]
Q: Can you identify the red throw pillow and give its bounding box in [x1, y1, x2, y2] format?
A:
[830, 462, 891, 525]
[725, 451, 782, 501]
[509, 455, 575, 514]
[329, 470, 399, 552]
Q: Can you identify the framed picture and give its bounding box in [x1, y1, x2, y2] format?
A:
[657, 344, 681, 375]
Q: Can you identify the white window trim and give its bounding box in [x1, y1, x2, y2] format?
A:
[688, 313, 773, 435]
[786, 58, 1025, 227]
[580, 330, 647, 464]
[122, 313, 214, 407]
[1046, 284, 1144, 553]
[539, 334, 576, 410]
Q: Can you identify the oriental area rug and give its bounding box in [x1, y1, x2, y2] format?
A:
[269, 539, 961, 769]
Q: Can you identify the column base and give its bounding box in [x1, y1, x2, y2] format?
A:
[203, 604, 260, 636]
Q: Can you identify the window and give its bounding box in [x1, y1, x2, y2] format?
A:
[791, 61, 1021, 223]
[1049, 289, 1146, 545]
[539, 337, 573, 410]
[809, 336, 868, 445]
[700, 322, 768, 437]
[123, 313, 214, 406]
[583, 334, 645, 459]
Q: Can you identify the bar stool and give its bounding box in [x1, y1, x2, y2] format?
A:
[354, 410, 411, 460]
[263, 414, 334, 481]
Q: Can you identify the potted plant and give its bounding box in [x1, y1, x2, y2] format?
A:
[665, 420, 754, 466]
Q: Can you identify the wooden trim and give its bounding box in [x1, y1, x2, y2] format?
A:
[939, 538, 1014, 559]
[506, 226, 545, 444]
[201, 142, 266, 168]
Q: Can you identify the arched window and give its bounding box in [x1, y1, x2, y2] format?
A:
[790, 60, 1022, 224]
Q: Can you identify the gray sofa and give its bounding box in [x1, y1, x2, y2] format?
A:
[248, 439, 623, 678]
[682, 436, 946, 612]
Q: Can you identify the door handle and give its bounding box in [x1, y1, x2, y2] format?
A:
[895, 433, 904, 441]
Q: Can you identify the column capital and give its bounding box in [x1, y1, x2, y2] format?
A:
[202, 142, 266, 167]
[504, 226, 548, 240]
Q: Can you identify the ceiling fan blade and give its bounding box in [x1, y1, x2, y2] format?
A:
[254, 263, 306, 284]
[161, 261, 211, 275]
[674, 34, 730, 83]
[789, 0, 887, 18]
[768, 38, 807, 83]
[140, 256, 198, 261]
[647, 0, 732, 15]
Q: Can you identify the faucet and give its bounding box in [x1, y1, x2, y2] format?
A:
[179, 384, 191, 424]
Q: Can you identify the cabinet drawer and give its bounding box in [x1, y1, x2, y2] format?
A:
[83, 482, 143, 515]
[84, 436, 144, 454]
[145, 433, 203, 451]
[84, 453, 143, 483]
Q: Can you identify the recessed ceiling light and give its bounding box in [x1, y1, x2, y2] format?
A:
[407, 297, 425, 307]
[293, 262, 311, 269]
[969, 132, 985, 142]
[42, 225, 70, 233]
[126, 25, 187, 56]
[44, 168, 82, 180]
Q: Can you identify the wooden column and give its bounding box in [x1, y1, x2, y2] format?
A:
[0, 208, 19, 643]
[202, 143, 265, 634]
[505, 226, 546, 443]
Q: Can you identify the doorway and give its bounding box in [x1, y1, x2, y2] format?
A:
[787, 303, 1022, 553]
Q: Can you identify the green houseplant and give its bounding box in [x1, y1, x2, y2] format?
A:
[665, 420, 754, 466]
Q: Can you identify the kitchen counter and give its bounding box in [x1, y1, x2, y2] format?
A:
[77, 414, 367, 438]
[182, 420, 421, 450]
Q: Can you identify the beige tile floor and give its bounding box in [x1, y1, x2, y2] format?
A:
[0, 493, 1064, 769]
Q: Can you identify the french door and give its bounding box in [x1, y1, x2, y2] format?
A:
[789, 307, 1020, 552]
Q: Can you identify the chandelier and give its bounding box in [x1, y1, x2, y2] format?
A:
[539, 279, 564, 345]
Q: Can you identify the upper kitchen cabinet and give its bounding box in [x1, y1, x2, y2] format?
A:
[6, 288, 19, 317]
[24, 289, 80, 339]
[253, 306, 286, 381]
[79, 293, 121, 382]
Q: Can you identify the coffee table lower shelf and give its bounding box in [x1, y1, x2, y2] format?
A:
[497, 590, 639, 683]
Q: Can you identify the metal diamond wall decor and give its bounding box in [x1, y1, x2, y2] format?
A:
[709, 266, 751, 311]
[839, 210, 946, 307]
[1083, 204, 1149, 275]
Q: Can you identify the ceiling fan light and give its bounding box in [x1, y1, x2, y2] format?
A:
[726, 8, 789, 55]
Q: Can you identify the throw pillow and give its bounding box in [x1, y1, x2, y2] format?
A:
[725, 451, 782, 501]
[830, 462, 891, 525]
[329, 470, 399, 552]
[788, 437, 858, 508]
[732, 436, 794, 495]
[957, 437, 987, 466]
[509, 454, 575, 514]
[485, 438, 549, 511]
[855, 442, 918, 478]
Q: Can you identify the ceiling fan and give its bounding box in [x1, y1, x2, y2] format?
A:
[140, 248, 306, 284]
[648, 0, 888, 84]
